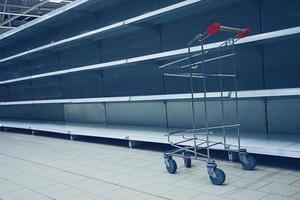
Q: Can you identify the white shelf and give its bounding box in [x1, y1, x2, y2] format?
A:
[1, 119, 299, 158]
[0, 0, 215, 64]
[0, 0, 125, 44]
[0, 88, 299, 106]
[0, 26, 299, 85]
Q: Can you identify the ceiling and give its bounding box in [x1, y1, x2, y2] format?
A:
[0, 0, 75, 34]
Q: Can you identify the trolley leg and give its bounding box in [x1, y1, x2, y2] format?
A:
[228, 149, 239, 162]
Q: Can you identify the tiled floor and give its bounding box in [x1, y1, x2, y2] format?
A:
[0, 131, 299, 200]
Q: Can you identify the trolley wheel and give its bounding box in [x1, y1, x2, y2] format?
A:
[183, 155, 192, 168]
[165, 158, 177, 174]
[241, 155, 256, 170]
[209, 168, 226, 185]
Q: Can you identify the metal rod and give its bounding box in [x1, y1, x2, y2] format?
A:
[158, 50, 208, 69]
[188, 44, 198, 160]
[163, 73, 204, 78]
[164, 72, 235, 78]
[177, 53, 235, 69]
[183, 124, 240, 132]
[0, 0, 49, 26]
[220, 25, 245, 33]
[231, 38, 241, 150]
[199, 39, 211, 161]
[0, 11, 40, 18]
[217, 44, 227, 149]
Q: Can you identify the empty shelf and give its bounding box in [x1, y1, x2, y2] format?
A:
[0, 119, 299, 158]
[0, 88, 299, 106]
[0, 26, 299, 85]
[0, 0, 123, 45]
[0, 0, 222, 64]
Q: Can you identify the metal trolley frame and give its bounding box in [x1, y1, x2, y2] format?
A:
[160, 23, 256, 185]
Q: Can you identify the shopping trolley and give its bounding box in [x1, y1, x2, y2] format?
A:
[160, 23, 256, 185]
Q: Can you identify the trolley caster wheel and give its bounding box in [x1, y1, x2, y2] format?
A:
[183, 153, 192, 168]
[209, 168, 226, 185]
[165, 158, 177, 174]
[239, 149, 256, 170]
[241, 155, 256, 170]
[207, 160, 225, 185]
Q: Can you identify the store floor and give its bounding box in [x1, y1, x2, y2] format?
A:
[0, 131, 300, 200]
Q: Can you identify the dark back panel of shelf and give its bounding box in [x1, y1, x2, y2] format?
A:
[59, 42, 101, 69]
[62, 71, 103, 99]
[103, 63, 164, 97]
[166, 99, 266, 133]
[101, 29, 161, 62]
[99, 0, 158, 27]
[30, 53, 62, 75]
[3, 61, 31, 80]
[160, 1, 260, 52]
[8, 82, 32, 101]
[106, 101, 167, 127]
[64, 103, 106, 124]
[267, 98, 300, 134]
[264, 38, 300, 89]
[261, 0, 300, 32]
[33, 104, 65, 121]
[31, 77, 62, 100]
[10, 105, 34, 120]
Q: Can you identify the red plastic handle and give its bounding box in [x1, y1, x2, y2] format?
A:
[207, 23, 250, 38]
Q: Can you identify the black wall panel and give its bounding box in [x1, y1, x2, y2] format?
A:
[31, 77, 62, 100]
[261, 0, 300, 32]
[56, 14, 100, 41]
[0, 40, 28, 59]
[33, 104, 65, 121]
[158, 0, 182, 8]
[27, 29, 59, 50]
[161, 1, 260, 51]
[3, 61, 31, 80]
[101, 30, 161, 62]
[103, 63, 164, 96]
[0, 106, 11, 118]
[62, 71, 103, 98]
[264, 38, 300, 89]
[30, 53, 61, 75]
[10, 105, 33, 120]
[0, 86, 9, 101]
[59, 42, 100, 69]
[99, 0, 158, 27]
[8, 82, 32, 101]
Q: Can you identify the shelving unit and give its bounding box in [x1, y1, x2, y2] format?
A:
[1, 119, 299, 158]
[0, 0, 241, 64]
[0, 0, 124, 44]
[0, 26, 299, 85]
[0, 0, 299, 160]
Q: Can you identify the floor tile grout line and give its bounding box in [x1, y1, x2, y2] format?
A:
[1, 177, 56, 200]
[0, 152, 170, 200]
[290, 178, 300, 185]
[292, 191, 300, 199]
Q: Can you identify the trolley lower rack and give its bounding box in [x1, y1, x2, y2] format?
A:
[163, 126, 256, 185]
